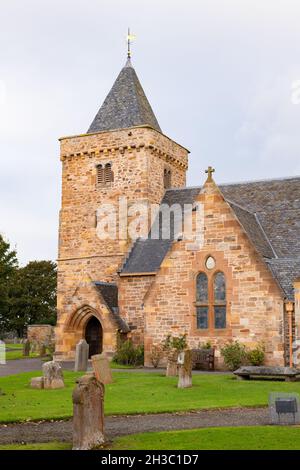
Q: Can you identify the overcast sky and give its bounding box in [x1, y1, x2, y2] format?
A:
[1, 0, 300, 265]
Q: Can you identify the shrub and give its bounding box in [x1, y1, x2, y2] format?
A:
[199, 341, 212, 350]
[150, 344, 163, 368]
[247, 345, 265, 366]
[220, 341, 247, 371]
[113, 339, 144, 366]
[163, 334, 187, 353]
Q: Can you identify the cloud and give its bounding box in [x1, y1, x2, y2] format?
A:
[235, 72, 300, 175]
[1, 0, 300, 263]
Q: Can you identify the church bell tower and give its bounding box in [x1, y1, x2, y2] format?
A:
[55, 52, 189, 360]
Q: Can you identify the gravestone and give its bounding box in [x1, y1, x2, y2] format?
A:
[23, 339, 30, 357]
[269, 392, 300, 425]
[91, 353, 112, 384]
[74, 339, 89, 372]
[166, 351, 178, 377]
[72, 374, 105, 450]
[0, 340, 6, 365]
[42, 361, 65, 389]
[177, 350, 193, 388]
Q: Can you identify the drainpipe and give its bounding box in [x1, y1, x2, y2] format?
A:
[285, 301, 294, 367]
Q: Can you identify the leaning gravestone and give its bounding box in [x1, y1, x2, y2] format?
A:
[74, 339, 89, 372]
[177, 349, 193, 388]
[72, 374, 105, 450]
[42, 361, 65, 389]
[92, 353, 113, 384]
[23, 339, 30, 357]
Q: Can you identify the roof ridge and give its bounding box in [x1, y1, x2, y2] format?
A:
[225, 198, 255, 215]
[219, 175, 300, 186]
[254, 213, 278, 259]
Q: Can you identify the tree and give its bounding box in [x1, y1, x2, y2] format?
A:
[0, 234, 18, 333]
[7, 261, 57, 336]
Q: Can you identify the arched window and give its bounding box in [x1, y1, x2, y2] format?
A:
[164, 168, 171, 189]
[104, 163, 114, 184]
[96, 163, 114, 187]
[96, 164, 104, 185]
[214, 272, 226, 329]
[195, 270, 227, 330]
[196, 273, 208, 329]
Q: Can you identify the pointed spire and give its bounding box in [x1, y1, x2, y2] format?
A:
[87, 60, 161, 134]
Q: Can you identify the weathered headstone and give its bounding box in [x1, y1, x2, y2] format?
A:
[23, 339, 30, 357]
[0, 340, 6, 365]
[74, 339, 89, 372]
[42, 361, 65, 389]
[177, 350, 192, 388]
[72, 374, 105, 450]
[92, 353, 113, 384]
[166, 351, 178, 377]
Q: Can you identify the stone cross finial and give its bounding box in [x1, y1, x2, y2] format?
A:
[205, 166, 215, 182]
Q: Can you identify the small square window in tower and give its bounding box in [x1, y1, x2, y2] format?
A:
[164, 168, 172, 189]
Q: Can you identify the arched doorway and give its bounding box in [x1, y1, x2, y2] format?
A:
[85, 316, 103, 358]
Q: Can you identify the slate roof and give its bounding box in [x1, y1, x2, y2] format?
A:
[266, 259, 300, 300]
[94, 282, 130, 332]
[120, 176, 300, 300]
[87, 59, 161, 134]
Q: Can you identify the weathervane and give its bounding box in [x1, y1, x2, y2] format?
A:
[126, 28, 136, 59]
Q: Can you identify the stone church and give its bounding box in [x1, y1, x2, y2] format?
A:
[54, 56, 300, 368]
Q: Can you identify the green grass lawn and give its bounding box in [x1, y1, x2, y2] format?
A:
[110, 362, 136, 369]
[1, 426, 300, 450]
[5, 344, 23, 350]
[111, 426, 300, 450]
[5, 350, 39, 361]
[1, 371, 300, 423]
[0, 441, 72, 450]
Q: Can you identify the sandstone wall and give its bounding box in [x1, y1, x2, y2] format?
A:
[56, 126, 188, 359]
[27, 325, 54, 346]
[134, 181, 285, 368]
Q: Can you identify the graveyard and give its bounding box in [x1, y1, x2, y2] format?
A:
[1, 356, 300, 450]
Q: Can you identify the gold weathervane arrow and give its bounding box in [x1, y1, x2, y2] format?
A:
[126, 28, 136, 59]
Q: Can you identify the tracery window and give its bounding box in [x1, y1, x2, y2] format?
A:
[196, 270, 227, 330]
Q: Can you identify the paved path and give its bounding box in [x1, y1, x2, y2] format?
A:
[0, 359, 230, 377]
[0, 359, 44, 377]
[0, 407, 270, 444]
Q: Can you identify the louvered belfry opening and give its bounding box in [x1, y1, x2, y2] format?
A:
[104, 163, 114, 184]
[96, 163, 114, 187]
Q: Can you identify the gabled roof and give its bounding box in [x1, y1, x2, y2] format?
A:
[94, 281, 130, 332]
[87, 59, 161, 134]
[120, 177, 300, 300]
